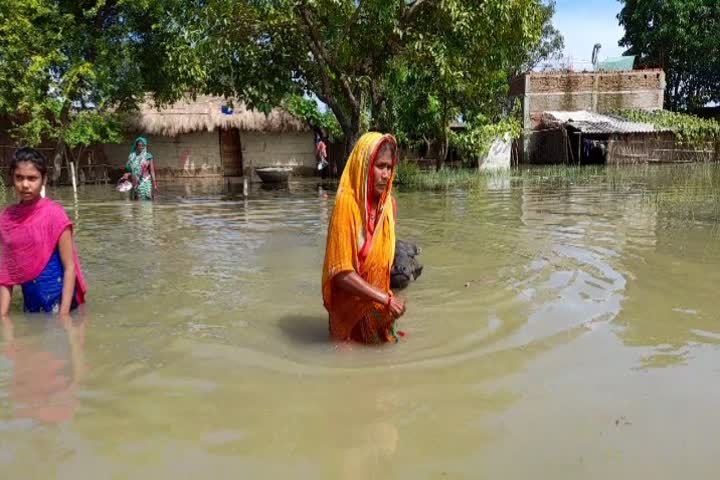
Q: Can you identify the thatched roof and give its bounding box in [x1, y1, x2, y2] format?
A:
[127, 95, 309, 136]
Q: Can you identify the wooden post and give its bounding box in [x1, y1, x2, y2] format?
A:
[577, 132, 582, 165]
[69, 161, 77, 194]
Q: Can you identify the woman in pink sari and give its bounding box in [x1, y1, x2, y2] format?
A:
[0, 148, 87, 316]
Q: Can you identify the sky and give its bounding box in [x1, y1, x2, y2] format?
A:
[552, 0, 626, 70]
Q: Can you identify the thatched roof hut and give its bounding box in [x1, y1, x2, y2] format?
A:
[127, 95, 308, 137]
[97, 95, 317, 180]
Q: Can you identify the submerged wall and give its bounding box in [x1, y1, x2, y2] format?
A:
[103, 131, 223, 179]
[607, 133, 718, 164]
[103, 130, 315, 180]
[241, 132, 315, 178]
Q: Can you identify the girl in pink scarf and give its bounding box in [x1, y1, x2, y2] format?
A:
[0, 148, 87, 316]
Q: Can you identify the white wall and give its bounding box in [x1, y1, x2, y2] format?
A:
[103, 130, 315, 178]
[479, 135, 512, 171]
[241, 132, 315, 175]
[103, 131, 222, 177]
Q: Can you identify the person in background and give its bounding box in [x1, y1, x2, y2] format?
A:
[316, 137, 330, 179]
[0, 148, 87, 317]
[121, 136, 158, 200]
[321, 132, 406, 344]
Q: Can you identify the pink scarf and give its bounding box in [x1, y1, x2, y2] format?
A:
[0, 198, 87, 304]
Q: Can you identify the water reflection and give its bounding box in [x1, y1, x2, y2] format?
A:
[337, 388, 399, 480]
[615, 222, 720, 369]
[1, 314, 87, 424]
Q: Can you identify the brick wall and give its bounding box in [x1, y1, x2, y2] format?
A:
[510, 70, 666, 129]
[511, 69, 666, 164]
[526, 70, 663, 94]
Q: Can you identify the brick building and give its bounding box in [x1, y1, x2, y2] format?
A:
[509, 70, 666, 164]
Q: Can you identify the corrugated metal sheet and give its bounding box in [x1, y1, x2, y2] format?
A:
[542, 111, 670, 134]
[596, 56, 636, 72]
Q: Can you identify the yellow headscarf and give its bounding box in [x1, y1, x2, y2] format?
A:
[322, 132, 398, 343]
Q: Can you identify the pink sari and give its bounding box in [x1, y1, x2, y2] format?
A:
[0, 198, 87, 305]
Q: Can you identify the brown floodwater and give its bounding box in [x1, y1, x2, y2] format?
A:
[1, 165, 720, 478]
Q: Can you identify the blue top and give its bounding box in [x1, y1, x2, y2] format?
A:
[21, 249, 77, 313]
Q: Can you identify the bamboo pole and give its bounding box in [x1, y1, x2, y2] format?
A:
[69, 161, 77, 194]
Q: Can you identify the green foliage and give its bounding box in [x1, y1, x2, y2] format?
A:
[450, 116, 522, 166]
[61, 111, 124, 149]
[0, 0, 559, 170]
[184, 0, 550, 160]
[375, 0, 549, 166]
[0, 0, 181, 152]
[618, 0, 720, 111]
[394, 163, 492, 190]
[618, 110, 720, 145]
[520, 0, 565, 72]
[394, 159, 422, 187]
[147, 0, 296, 113]
[283, 95, 342, 140]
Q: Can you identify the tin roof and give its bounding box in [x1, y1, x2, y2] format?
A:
[542, 111, 670, 134]
[596, 56, 636, 72]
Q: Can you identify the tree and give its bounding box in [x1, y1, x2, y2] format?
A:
[0, 0, 170, 182]
[0, 0, 556, 178]
[376, 1, 551, 168]
[178, 0, 549, 170]
[521, 0, 564, 72]
[618, 0, 720, 111]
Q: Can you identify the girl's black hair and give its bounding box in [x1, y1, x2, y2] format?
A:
[10, 147, 48, 178]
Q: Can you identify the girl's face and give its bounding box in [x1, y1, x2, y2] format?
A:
[13, 161, 45, 203]
[372, 149, 394, 198]
[135, 141, 145, 153]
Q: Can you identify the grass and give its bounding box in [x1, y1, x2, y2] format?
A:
[395, 161, 720, 224]
[395, 161, 615, 190]
[641, 163, 720, 223]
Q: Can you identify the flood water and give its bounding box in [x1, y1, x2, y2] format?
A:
[1, 165, 720, 478]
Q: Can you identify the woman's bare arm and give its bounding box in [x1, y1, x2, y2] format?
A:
[333, 272, 406, 319]
[57, 228, 76, 316]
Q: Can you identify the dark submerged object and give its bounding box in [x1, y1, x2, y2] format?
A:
[255, 166, 293, 183]
[391, 239, 423, 290]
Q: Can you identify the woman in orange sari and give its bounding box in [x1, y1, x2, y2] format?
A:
[322, 132, 407, 344]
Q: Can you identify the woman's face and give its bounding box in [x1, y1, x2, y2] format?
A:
[135, 141, 145, 153]
[372, 149, 394, 198]
[13, 162, 45, 203]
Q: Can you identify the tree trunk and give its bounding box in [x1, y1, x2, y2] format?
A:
[51, 140, 65, 185]
[436, 132, 449, 171]
[339, 126, 360, 177]
[436, 97, 450, 170]
[52, 98, 75, 185]
[336, 112, 361, 178]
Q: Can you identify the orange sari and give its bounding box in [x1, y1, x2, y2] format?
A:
[322, 132, 398, 344]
